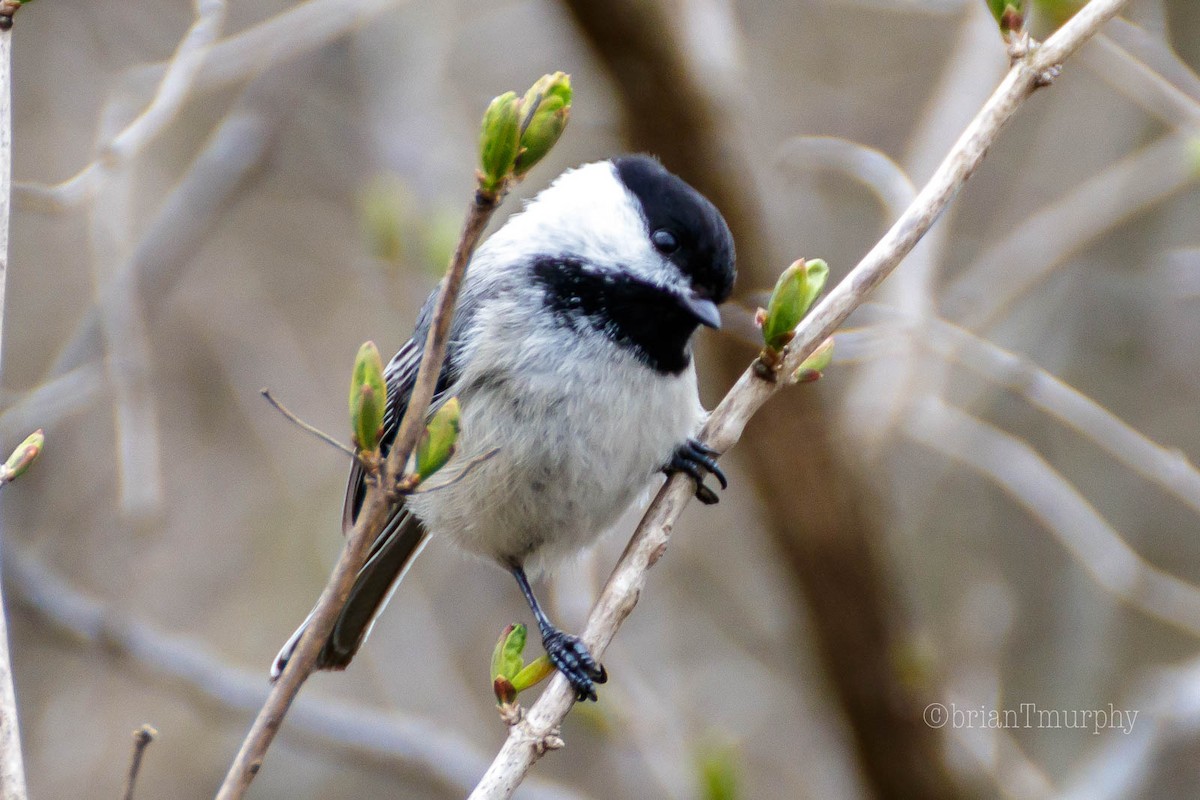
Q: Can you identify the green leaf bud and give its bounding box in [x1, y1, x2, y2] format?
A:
[987, 0, 1025, 34]
[0, 429, 44, 484]
[491, 622, 527, 683]
[513, 72, 572, 178]
[414, 397, 461, 481]
[349, 341, 387, 454]
[479, 91, 522, 195]
[793, 337, 835, 383]
[761, 258, 829, 351]
[761, 262, 806, 350]
[511, 655, 555, 693]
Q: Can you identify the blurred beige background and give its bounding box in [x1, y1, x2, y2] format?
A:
[2, 0, 1199, 798]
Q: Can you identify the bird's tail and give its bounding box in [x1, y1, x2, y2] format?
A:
[271, 511, 428, 680]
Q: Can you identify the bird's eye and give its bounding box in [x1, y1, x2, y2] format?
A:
[651, 229, 679, 254]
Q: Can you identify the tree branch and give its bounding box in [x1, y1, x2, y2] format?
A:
[469, 0, 1133, 795]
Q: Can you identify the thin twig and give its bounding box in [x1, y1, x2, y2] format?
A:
[384, 191, 498, 480]
[122, 725, 157, 800]
[214, 182, 503, 799]
[0, 20, 27, 800]
[260, 389, 357, 460]
[260, 388, 497, 486]
[468, 1, 1132, 795]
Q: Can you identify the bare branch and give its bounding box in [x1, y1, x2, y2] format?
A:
[8, 0, 392, 216]
[13, 0, 397, 214]
[50, 70, 295, 376]
[121, 725, 157, 800]
[469, 1, 1133, 795]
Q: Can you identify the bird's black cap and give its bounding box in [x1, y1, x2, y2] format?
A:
[612, 155, 736, 304]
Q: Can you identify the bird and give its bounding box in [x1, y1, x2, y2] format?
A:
[272, 154, 736, 701]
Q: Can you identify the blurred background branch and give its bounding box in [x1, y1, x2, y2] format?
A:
[4, 543, 586, 800]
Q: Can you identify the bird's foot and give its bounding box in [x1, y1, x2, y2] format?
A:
[665, 438, 727, 505]
[542, 629, 607, 702]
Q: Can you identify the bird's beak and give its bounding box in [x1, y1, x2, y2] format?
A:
[680, 290, 721, 329]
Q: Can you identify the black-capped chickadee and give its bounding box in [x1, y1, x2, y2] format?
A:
[273, 155, 736, 701]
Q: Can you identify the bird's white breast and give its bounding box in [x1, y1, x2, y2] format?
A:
[404, 298, 704, 574]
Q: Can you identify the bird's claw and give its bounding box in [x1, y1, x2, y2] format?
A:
[543, 629, 607, 702]
[665, 438, 727, 505]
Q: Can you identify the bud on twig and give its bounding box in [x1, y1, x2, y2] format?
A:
[0, 429, 43, 485]
[510, 656, 554, 693]
[349, 342, 387, 455]
[755, 258, 829, 379]
[491, 623, 527, 685]
[514, 72, 572, 178]
[490, 623, 555, 709]
[478, 91, 522, 197]
[414, 397, 461, 481]
[477, 74, 572, 197]
[792, 337, 835, 383]
[492, 623, 526, 709]
[0, 0, 32, 31]
[987, 0, 1025, 37]
[760, 259, 829, 351]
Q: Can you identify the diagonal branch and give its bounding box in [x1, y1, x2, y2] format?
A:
[469, 0, 1133, 795]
